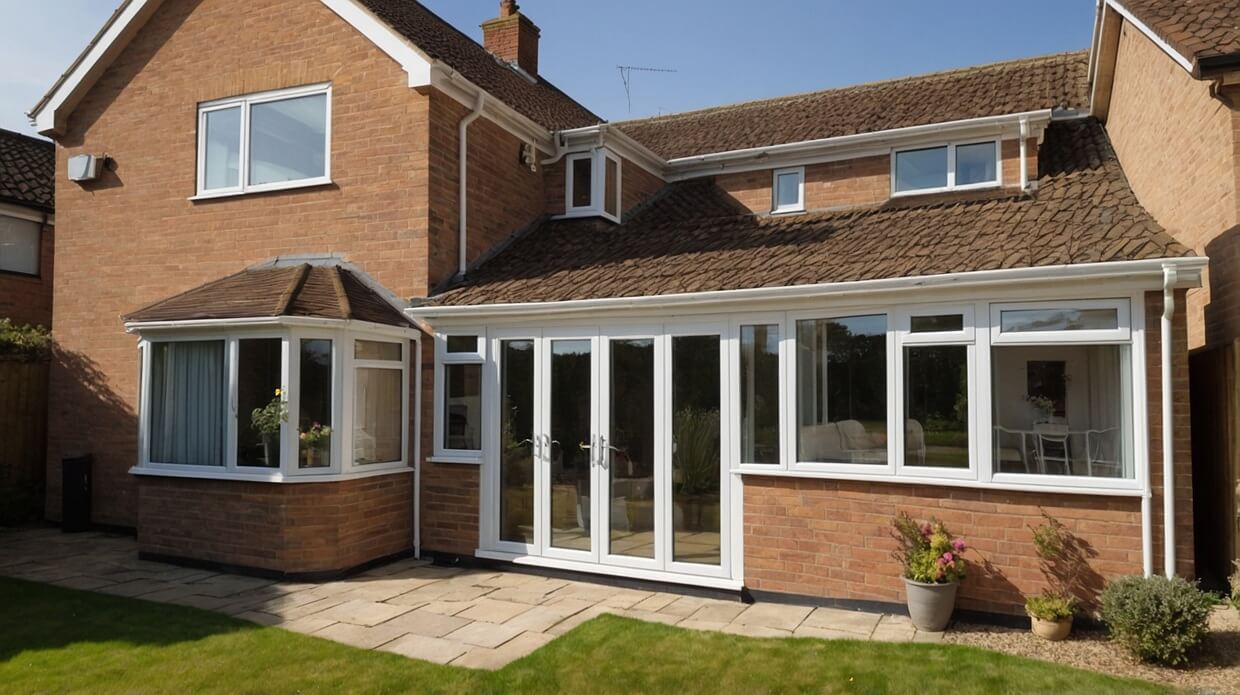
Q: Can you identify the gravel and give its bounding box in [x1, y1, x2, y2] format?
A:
[945, 606, 1240, 694]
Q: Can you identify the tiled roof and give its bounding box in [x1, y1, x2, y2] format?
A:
[615, 52, 1090, 160]
[356, 0, 600, 131]
[126, 263, 412, 327]
[1119, 0, 1240, 66]
[0, 128, 54, 210]
[429, 118, 1192, 307]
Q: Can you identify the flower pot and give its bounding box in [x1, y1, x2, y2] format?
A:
[1029, 614, 1073, 641]
[903, 577, 958, 631]
[261, 432, 280, 468]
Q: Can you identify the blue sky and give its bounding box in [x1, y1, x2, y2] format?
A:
[0, 1, 1096, 136]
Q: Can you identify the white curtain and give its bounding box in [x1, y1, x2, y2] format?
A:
[354, 367, 402, 464]
[1087, 346, 1121, 430]
[149, 341, 225, 466]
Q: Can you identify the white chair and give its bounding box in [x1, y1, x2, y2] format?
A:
[1034, 423, 1071, 475]
[993, 426, 1032, 473]
[1085, 428, 1123, 477]
[905, 419, 926, 466]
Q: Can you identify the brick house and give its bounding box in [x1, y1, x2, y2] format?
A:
[26, 0, 1223, 617]
[0, 128, 54, 327]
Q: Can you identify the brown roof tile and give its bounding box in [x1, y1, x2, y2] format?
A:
[1119, 0, 1240, 66]
[126, 264, 411, 327]
[0, 128, 54, 210]
[356, 0, 600, 131]
[429, 118, 1192, 307]
[614, 51, 1090, 160]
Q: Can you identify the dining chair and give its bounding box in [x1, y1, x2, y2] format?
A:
[1085, 428, 1123, 477]
[993, 426, 1032, 473]
[1033, 423, 1071, 475]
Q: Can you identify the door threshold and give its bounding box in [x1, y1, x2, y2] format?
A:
[474, 549, 744, 592]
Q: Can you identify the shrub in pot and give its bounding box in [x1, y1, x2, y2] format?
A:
[1026, 594, 1074, 641]
[892, 512, 967, 631]
[1023, 512, 1089, 640]
[1101, 575, 1214, 666]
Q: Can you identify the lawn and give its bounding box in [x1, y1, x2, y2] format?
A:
[0, 577, 1164, 694]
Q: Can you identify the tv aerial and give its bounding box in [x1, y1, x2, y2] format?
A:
[617, 65, 678, 114]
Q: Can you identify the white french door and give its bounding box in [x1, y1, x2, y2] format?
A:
[485, 324, 730, 581]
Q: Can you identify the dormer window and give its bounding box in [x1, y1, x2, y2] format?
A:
[196, 83, 331, 199]
[892, 139, 999, 196]
[772, 166, 805, 214]
[564, 149, 621, 222]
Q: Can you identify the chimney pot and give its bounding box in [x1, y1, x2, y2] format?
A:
[500, 0, 519, 17]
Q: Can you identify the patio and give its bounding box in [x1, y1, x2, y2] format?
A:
[0, 526, 939, 670]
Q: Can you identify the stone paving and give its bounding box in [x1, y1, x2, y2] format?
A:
[0, 527, 942, 670]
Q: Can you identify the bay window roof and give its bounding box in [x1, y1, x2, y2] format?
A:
[125, 261, 412, 327]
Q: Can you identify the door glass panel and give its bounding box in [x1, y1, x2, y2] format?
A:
[672, 335, 722, 565]
[500, 340, 535, 544]
[608, 338, 656, 559]
[549, 340, 593, 551]
[237, 338, 283, 468]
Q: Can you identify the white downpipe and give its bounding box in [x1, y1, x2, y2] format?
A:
[1018, 117, 1030, 192]
[457, 92, 486, 277]
[1161, 264, 1178, 577]
[1141, 492, 1153, 577]
[413, 335, 423, 559]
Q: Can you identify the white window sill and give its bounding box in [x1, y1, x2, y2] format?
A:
[427, 455, 483, 465]
[890, 182, 1000, 198]
[129, 464, 412, 484]
[553, 208, 620, 224]
[770, 207, 805, 216]
[189, 177, 333, 201]
[733, 466, 1143, 497]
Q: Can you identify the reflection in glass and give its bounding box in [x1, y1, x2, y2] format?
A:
[1000, 308, 1119, 333]
[237, 338, 283, 468]
[443, 364, 481, 450]
[910, 314, 964, 333]
[356, 340, 401, 361]
[500, 340, 535, 544]
[249, 93, 327, 185]
[298, 339, 332, 469]
[571, 157, 592, 208]
[740, 324, 780, 464]
[796, 315, 888, 464]
[446, 335, 479, 354]
[904, 345, 968, 468]
[354, 367, 402, 464]
[672, 335, 721, 565]
[955, 141, 997, 185]
[203, 106, 241, 190]
[776, 171, 801, 208]
[609, 338, 655, 559]
[894, 146, 948, 192]
[549, 340, 593, 551]
[604, 157, 619, 217]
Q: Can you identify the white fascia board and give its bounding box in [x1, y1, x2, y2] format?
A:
[124, 316, 420, 338]
[320, 0, 433, 86]
[554, 125, 668, 178]
[429, 65, 556, 154]
[662, 110, 1054, 181]
[30, 0, 166, 135]
[1105, 0, 1195, 74]
[409, 256, 1207, 320]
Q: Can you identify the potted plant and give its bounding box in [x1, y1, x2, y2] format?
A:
[1023, 394, 1056, 423]
[672, 407, 721, 531]
[251, 388, 287, 466]
[1025, 511, 1086, 640]
[892, 512, 967, 631]
[299, 422, 331, 468]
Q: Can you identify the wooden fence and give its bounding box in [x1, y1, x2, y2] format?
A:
[1189, 338, 1240, 588]
[0, 357, 49, 523]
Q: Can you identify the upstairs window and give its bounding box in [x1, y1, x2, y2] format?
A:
[197, 83, 331, 198]
[0, 214, 41, 276]
[892, 139, 998, 195]
[563, 149, 621, 222]
[772, 167, 805, 214]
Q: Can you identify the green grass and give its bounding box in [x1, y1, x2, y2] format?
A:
[0, 577, 1165, 694]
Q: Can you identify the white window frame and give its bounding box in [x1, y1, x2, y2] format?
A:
[433, 328, 487, 463]
[133, 321, 413, 482]
[890, 138, 1001, 197]
[194, 82, 332, 199]
[771, 166, 805, 214]
[990, 299, 1130, 345]
[562, 148, 622, 223]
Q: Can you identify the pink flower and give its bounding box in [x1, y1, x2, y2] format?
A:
[941, 552, 954, 564]
[951, 538, 967, 553]
[920, 523, 933, 538]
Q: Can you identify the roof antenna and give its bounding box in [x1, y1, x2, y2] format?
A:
[617, 65, 677, 114]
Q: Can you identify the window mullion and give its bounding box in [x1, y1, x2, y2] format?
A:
[240, 100, 251, 191]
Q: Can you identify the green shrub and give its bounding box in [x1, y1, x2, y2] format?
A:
[1100, 575, 1214, 666]
[1026, 593, 1074, 621]
[0, 319, 51, 359]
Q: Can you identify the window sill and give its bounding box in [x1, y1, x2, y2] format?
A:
[129, 464, 412, 484]
[890, 182, 1000, 198]
[733, 466, 1143, 497]
[427, 455, 483, 465]
[770, 207, 805, 216]
[189, 177, 333, 201]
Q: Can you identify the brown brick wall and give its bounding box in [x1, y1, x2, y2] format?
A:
[1106, 21, 1239, 349]
[137, 473, 413, 573]
[717, 140, 1035, 215]
[0, 220, 54, 327]
[744, 290, 1194, 615]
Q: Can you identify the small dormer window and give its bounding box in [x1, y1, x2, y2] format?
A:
[772, 166, 805, 214]
[892, 139, 999, 195]
[564, 149, 621, 222]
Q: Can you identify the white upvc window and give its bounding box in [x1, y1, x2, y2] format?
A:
[195, 83, 332, 199]
[134, 323, 412, 481]
[0, 213, 42, 276]
[771, 166, 805, 214]
[891, 138, 1000, 196]
[433, 330, 486, 463]
[563, 149, 622, 222]
[731, 313, 789, 470]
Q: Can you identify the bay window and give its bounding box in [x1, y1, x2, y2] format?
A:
[354, 340, 406, 466]
[148, 340, 225, 467]
[562, 149, 622, 222]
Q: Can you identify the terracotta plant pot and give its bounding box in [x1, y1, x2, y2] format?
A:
[903, 577, 958, 631]
[1029, 614, 1073, 641]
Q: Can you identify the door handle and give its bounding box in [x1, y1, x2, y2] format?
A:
[598, 435, 609, 469]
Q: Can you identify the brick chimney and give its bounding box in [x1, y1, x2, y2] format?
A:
[481, 0, 540, 76]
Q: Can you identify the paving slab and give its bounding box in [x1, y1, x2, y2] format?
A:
[802, 607, 881, 636]
[722, 623, 793, 638]
[502, 605, 573, 633]
[687, 600, 747, 624]
[314, 599, 413, 627]
[444, 621, 525, 649]
[380, 634, 469, 664]
[313, 622, 410, 649]
[452, 631, 554, 670]
[381, 609, 471, 638]
[733, 603, 813, 631]
[455, 598, 532, 624]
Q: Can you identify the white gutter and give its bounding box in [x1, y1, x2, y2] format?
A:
[1161, 263, 1178, 577]
[458, 92, 486, 277]
[1019, 117, 1030, 192]
[410, 257, 1207, 320]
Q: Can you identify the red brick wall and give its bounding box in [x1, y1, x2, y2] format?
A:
[0, 220, 54, 328]
[137, 473, 413, 574]
[744, 290, 1194, 615]
[480, 13, 539, 76]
